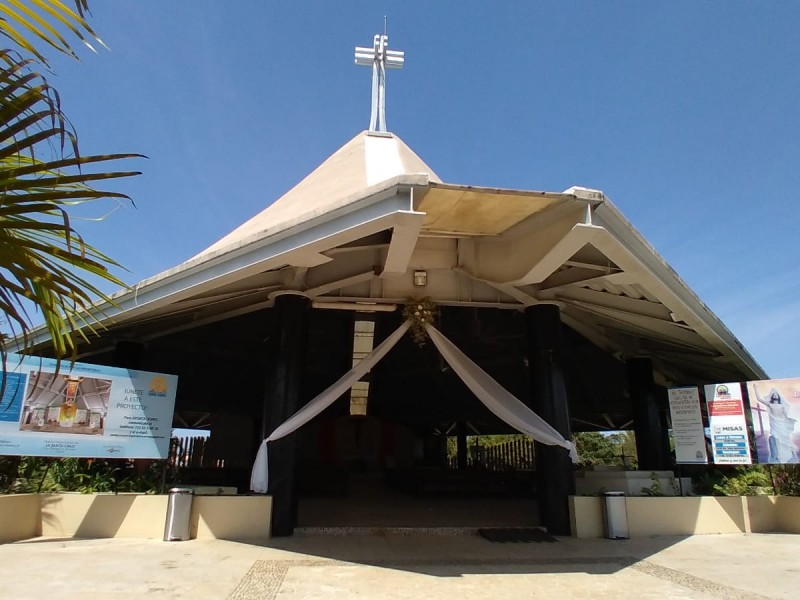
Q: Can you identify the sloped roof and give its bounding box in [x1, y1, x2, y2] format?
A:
[13, 128, 767, 386]
[193, 130, 441, 261]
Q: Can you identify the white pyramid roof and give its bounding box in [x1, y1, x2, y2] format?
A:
[193, 130, 441, 261]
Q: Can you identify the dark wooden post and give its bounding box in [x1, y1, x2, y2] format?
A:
[262, 294, 310, 537]
[627, 357, 672, 471]
[525, 304, 575, 536]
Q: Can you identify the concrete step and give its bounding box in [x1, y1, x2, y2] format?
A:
[294, 526, 482, 536]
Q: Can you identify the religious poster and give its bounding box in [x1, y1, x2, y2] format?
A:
[667, 386, 708, 464]
[746, 378, 800, 464]
[703, 382, 752, 465]
[0, 354, 178, 459]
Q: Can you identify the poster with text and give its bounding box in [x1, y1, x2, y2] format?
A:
[0, 354, 178, 459]
[746, 378, 800, 464]
[667, 386, 708, 464]
[704, 382, 751, 465]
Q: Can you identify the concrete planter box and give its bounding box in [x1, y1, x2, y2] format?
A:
[4, 493, 797, 543]
[570, 495, 800, 538]
[0, 494, 41, 543]
[1, 493, 271, 543]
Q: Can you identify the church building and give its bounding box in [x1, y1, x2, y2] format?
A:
[17, 34, 766, 537]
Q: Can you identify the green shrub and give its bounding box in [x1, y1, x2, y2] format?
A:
[712, 467, 771, 496]
[773, 465, 800, 496]
[1, 456, 171, 494]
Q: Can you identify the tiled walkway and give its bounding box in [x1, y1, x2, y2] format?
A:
[1, 533, 796, 599]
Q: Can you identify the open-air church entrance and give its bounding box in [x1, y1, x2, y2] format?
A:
[140, 300, 587, 534]
[291, 306, 548, 530]
[249, 297, 585, 536]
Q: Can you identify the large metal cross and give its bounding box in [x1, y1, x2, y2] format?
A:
[355, 34, 404, 132]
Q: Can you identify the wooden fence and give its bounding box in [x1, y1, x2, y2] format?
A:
[168, 436, 223, 469]
[448, 437, 535, 471]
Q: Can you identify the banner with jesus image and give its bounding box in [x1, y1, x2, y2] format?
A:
[746, 378, 800, 464]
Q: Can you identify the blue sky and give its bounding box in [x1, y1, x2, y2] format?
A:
[38, 2, 800, 379]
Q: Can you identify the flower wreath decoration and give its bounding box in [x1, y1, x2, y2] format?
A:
[403, 297, 438, 347]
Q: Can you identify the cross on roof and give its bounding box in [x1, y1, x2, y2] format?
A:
[354, 34, 405, 132]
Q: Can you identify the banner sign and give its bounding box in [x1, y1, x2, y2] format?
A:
[667, 386, 708, 464]
[746, 378, 800, 464]
[0, 354, 178, 459]
[704, 382, 752, 464]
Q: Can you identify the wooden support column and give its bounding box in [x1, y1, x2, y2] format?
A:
[262, 294, 310, 537]
[627, 357, 672, 471]
[525, 304, 574, 536]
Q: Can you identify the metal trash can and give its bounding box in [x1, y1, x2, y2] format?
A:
[602, 491, 629, 539]
[163, 488, 193, 541]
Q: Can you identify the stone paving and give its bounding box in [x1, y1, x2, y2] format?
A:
[0, 533, 796, 599]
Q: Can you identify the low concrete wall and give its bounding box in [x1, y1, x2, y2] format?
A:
[777, 496, 800, 533]
[569, 496, 605, 538]
[41, 493, 168, 539]
[3, 493, 795, 542]
[627, 496, 747, 536]
[570, 495, 799, 538]
[11, 493, 272, 542]
[745, 495, 779, 533]
[192, 496, 271, 541]
[0, 494, 41, 543]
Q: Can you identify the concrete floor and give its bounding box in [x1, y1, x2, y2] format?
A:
[298, 473, 539, 528]
[0, 533, 796, 599]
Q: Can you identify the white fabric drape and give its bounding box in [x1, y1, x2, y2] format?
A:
[251, 318, 578, 493]
[250, 320, 411, 493]
[425, 323, 578, 463]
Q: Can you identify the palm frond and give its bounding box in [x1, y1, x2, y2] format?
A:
[0, 0, 106, 65]
[0, 43, 142, 365]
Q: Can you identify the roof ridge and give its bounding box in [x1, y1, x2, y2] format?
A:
[191, 130, 439, 261]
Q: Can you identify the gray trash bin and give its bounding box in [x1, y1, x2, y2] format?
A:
[602, 491, 629, 539]
[163, 488, 193, 541]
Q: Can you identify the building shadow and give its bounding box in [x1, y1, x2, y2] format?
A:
[243, 532, 692, 578]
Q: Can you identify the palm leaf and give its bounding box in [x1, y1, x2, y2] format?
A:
[0, 2, 142, 414]
[0, 0, 106, 65]
[0, 40, 141, 374]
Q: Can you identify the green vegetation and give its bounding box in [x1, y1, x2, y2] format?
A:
[0, 456, 171, 494]
[573, 431, 638, 469]
[773, 465, 800, 495]
[639, 471, 681, 497]
[445, 431, 639, 470]
[445, 433, 527, 461]
[691, 465, 800, 497]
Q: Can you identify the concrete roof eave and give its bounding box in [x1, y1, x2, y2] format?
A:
[590, 197, 767, 380]
[9, 174, 430, 354]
